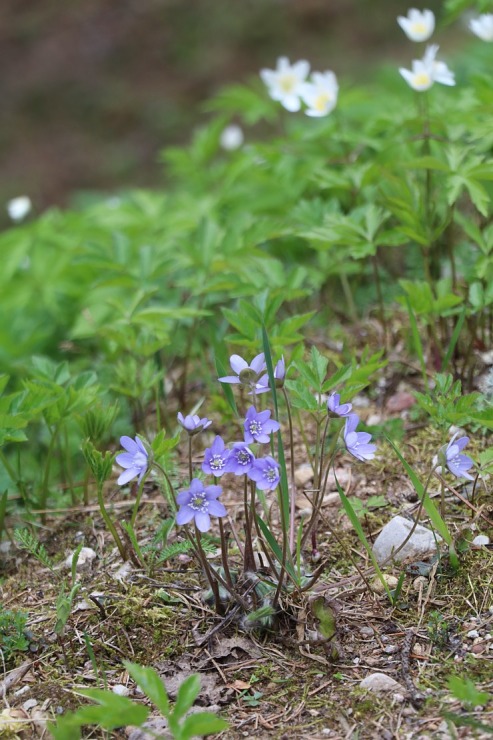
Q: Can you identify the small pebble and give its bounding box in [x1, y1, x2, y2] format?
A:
[467, 629, 479, 639]
[112, 684, 130, 696]
[14, 686, 30, 697]
[384, 645, 398, 654]
[472, 535, 490, 547]
[22, 699, 37, 711]
[64, 547, 96, 570]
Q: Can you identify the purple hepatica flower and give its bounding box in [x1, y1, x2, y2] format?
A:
[116, 436, 149, 485]
[253, 356, 286, 395]
[224, 442, 255, 475]
[176, 478, 226, 533]
[248, 456, 280, 491]
[219, 353, 266, 388]
[244, 406, 280, 444]
[343, 414, 376, 462]
[202, 435, 230, 477]
[327, 392, 352, 417]
[441, 433, 474, 481]
[177, 412, 212, 436]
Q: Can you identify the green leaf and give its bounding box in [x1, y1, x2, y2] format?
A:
[180, 711, 229, 739]
[447, 675, 490, 708]
[386, 439, 454, 550]
[75, 688, 149, 729]
[336, 479, 392, 601]
[173, 674, 201, 720]
[124, 661, 169, 717]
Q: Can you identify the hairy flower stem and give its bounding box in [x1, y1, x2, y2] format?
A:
[195, 526, 223, 614]
[281, 388, 297, 553]
[218, 518, 233, 589]
[243, 477, 256, 572]
[97, 481, 126, 561]
[130, 473, 148, 527]
[440, 477, 446, 518]
[188, 437, 193, 483]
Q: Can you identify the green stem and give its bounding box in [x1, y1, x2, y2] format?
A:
[97, 482, 126, 561]
[281, 387, 297, 553]
[130, 473, 149, 527]
[188, 436, 193, 483]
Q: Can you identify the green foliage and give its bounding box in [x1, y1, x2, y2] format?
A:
[0, 607, 29, 660]
[447, 675, 490, 708]
[14, 528, 57, 576]
[49, 663, 228, 740]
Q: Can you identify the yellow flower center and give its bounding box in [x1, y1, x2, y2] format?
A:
[411, 21, 427, 35]
[279, 74, 295, 93]
[414, 71, 431, 88]
[314, 92, 331, 112]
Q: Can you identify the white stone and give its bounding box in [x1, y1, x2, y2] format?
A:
[472, 535, 490, 546]
[371, 574, 399, 594]
[467, 629, 479, 639]
[112, 684, 130, 696]
[360, 673, 404, 692]
[294, 464, 314, 487]
[372, 515, 441, 564]
[64, 547, 97, 569]
[22, 699, 38, 711]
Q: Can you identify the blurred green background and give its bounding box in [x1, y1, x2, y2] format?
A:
[2, 0, 454, 211]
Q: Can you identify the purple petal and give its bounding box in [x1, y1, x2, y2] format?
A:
[230, 354, 248, 374]
[210, 436, 225, 453]
[207, 500, 227, 517]
[356, 432, 372, 444]
[204, 485, 222, 499]
[177, 412, 185, 424]
[176, 505, 195, 525]
[250, 353, 266, 373]
[195, 511, 211, 532]
[135, 437, 147, 456]
[116, 452, 136, 468]
[120, 436, 139, 453]
[454, 436, 470, 452]
[219, 376, 241, 384]
[345, 414, 359, 435]
[117, 467, 139, 485]
[263, 419, 280, 434]
[176, 490, 191, 505]
[190, 478, 204, 494]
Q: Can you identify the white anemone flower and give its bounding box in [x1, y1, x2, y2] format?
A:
[301, 71, 339, 117]
[260, 56, 310, 112]
[399, 45, 455, 91]
[220, 124, 244, 151]
[469, 14, 493, 42]
[7, 196, 32, 222]
[397, 8, 435, 42]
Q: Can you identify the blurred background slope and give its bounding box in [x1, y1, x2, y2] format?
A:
[1, 0, 446, 210]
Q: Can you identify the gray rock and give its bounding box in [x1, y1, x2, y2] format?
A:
[360, 673, 404, 692]
[472, 534, 490, 546]
[372, 515, 441, 564]
[64, 546, 97, 570]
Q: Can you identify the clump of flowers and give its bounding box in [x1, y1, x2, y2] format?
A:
[399, 44, 455, 91]
[261, 57, 339, 118]
[260, 57, 310, 112]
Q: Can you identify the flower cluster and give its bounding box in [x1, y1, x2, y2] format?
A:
[399, 44, 455, 92]
[394, 9, 454, 92]
[260, 57, 338, 118]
